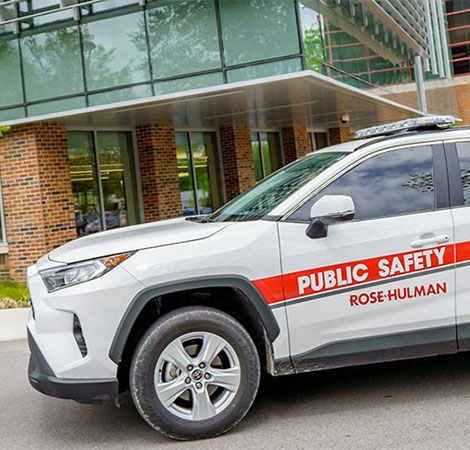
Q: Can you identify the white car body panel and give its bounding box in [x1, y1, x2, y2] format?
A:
[28, 263, 144, 378]
[123, 221, 290, 359]
[278, 210, 455, 356]
[26, 127, 470, 402]
[48, 217, 230, 263]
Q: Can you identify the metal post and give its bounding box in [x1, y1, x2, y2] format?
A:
[436, 0, 453, 79]
[414, 55, 428, 114]
[430, 0, 445, 78]
[423, 0, 438, 75]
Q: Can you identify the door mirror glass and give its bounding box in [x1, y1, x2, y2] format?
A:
[306, 195, 355, 239]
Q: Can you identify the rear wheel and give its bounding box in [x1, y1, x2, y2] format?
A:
[129, 306, 260, 440]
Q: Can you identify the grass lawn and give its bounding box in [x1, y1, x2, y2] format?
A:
[0, 281, 30, 309]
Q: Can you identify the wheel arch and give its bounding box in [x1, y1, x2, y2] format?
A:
[109, 276, 281, 369]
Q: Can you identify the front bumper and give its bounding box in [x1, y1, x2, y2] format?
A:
[28, 330, 118, 404]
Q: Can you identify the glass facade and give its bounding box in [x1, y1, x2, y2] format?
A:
[67, 130, 139, 236]
[21, 24, 84, 102]
[0, 36, 22, 108]
[147, 0, 221, 79]
[447, 1, 470, 75]
[219, 0, 300, 66]
[175, 131, 222, 216]
[251, 132, 282, 181]
[82, 10, 150, 91]
[0, 0, 422, 122]
[299, 2, 414, 88]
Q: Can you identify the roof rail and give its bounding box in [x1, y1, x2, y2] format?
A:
[354, 116, 456, 139]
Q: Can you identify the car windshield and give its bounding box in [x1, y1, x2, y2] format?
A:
[209, 152, 348, 222]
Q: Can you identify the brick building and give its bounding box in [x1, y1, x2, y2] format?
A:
[0, 0, 465, 280]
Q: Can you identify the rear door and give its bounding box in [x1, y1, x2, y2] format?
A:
[446, 140, 470, 351]
[277, 143, 457, 371]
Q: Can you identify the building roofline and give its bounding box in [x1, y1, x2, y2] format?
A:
[0, 70, 425, 129]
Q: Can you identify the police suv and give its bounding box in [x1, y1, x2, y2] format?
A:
[28, 116, 470, 440]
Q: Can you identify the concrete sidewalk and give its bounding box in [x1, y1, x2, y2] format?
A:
[0, 308, 30, 342]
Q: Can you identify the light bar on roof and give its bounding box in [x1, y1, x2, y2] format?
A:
[354, 116, 456, 139]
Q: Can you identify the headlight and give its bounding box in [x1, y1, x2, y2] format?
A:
[40, 253, 133, 292]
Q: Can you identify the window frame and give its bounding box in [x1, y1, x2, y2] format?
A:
[444, 139, 470, 208]
[174, 129, 224, 216]
[251, 130, 283, 181]
[282, 141, 449, 224]
[0, 173, 7, 246]
[67, 126, 144, 232]
[307, 129, 329, 152]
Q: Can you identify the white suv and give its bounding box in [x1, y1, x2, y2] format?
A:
[28, 117, 470, 440]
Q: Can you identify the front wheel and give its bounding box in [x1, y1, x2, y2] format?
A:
[129, 306, 260, 440]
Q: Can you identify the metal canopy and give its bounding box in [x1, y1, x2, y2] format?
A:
[1, 71, 424, 131]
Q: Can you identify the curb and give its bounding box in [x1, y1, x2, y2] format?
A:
[0, 308, 30, 342]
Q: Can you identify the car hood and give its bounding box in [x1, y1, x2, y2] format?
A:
[48, 217, 229, 264]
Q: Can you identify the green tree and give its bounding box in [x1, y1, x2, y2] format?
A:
[303, 26, 326, 73]
[0, 127, 10, 137]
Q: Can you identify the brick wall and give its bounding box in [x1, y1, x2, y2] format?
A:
[328, 127, 351, 145]
[282, 126, 310, 163]
[219, 126, 256, 201]
[136, 124, 182, 222]
[0, 123, 77, 281]
[0, 254, 10, 280]
[456, 81, 470, 126]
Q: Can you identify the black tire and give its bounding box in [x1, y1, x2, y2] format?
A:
[129, 306, 260, 440]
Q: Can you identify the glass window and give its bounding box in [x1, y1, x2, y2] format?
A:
[0, 2, 16, 35]
[0, 36, 23, 107]
[176, 132, 197, 216]
[92, 0, 138, 13]
[175, 131, 222, 216]
[19, 0, 73, 27]
[289, 146, 435, 223]
[67, 131, 140, 236]
[21, 25, 84, 102]
[219, 0, 300, 66]
[191, 132, 223, 214]
[226, 58, 302, 83]
[68, 131, 102, 236]
[315, 132, 329, 150]
[82, 11, 150, 91]
[456, 143, 470, 205]
[88, 84, 152, 107]
[147, 0, 221, 79]
[308, 131, 329, 151]
[28, 96, 86, 116]
[0, 107, 25, 121]
[97, 132, 139, 230]
[299, 2, 326, 73]
[210, 152, 347, 222]
[154, 72, 223, 95]
[251, 132, 282, 181]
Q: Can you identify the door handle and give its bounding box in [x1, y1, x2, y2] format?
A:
[409, 234, 450, 248]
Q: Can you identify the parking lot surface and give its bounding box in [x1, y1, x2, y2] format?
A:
[3, 340, 470, 450]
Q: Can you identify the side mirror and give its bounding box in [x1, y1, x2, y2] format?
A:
[306, 195, 355, 239]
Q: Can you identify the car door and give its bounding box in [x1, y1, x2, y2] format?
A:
[446, 140, 470, 352]
[276, 143, 457, 372]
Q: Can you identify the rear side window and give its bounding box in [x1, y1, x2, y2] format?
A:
[456, 143, 470, 205]
[289, 146, 435, 222]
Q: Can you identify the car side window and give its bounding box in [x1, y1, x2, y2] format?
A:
[289, 146, 435, 222]
[456, 143, 470, 205]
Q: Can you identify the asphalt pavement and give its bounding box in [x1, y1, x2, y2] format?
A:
[3, 339, 470, 450]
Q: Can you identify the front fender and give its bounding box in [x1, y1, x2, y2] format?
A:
[108, 275, 281, 364]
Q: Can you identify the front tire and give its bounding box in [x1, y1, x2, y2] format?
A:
[129, 306, 260, 440]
